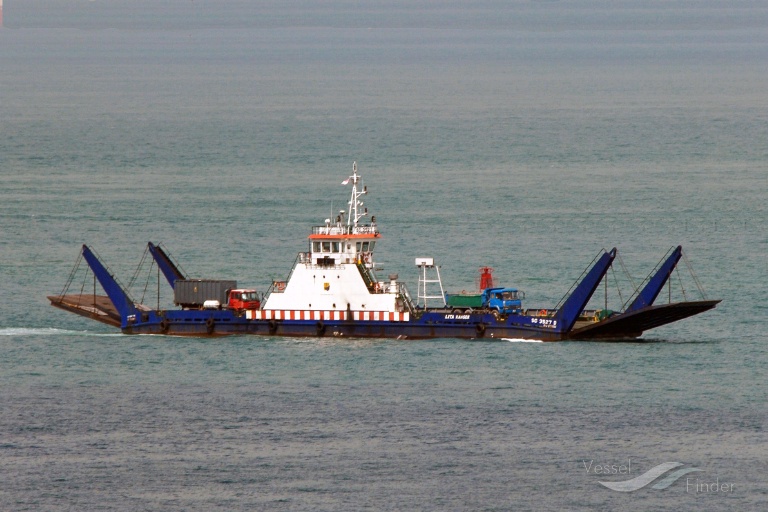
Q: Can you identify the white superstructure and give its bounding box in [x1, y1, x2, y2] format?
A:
[259, 163, 412, 318]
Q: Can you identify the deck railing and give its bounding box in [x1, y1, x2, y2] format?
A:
[311, 224, 378, 236]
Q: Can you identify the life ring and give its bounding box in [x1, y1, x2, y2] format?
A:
[206, 317, 215, 334]
[475, 323, 486, 337]
[275, 281, 286, 292]
[160, 319, 170, 333]
[268, 320, 278, 335]
[539, 309, 547, 317]
[316, 321, 326, 336]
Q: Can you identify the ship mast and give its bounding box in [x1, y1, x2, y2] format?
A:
[343, 162, 368, 231]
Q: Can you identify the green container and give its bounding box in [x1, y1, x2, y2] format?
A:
[446, 294, 483, 308]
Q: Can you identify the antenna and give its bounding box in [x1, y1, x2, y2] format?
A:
[344, 161, 369, 228]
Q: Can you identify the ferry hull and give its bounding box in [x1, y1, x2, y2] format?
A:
[121, 319, 565, 340]
[66, 300, 718, 341]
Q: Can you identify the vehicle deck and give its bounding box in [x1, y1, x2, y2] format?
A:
[48, 294, 122, 328]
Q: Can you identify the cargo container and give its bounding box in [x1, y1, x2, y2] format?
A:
[174, 279, 237, 308]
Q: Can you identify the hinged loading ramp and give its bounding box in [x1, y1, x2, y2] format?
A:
[48, 245, 141, 328]
[567, 245, 720, 339]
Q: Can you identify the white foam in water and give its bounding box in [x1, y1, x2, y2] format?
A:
[0, 327, 121, 337]
[504, 338, 544, 343]
[0, 327, 71, 336]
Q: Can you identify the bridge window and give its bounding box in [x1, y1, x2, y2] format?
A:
[355, 241, 375, 253]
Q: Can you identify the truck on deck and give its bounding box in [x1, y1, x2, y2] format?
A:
[446, 287, 525, 314]
[444, 266, 524, 314]
[174, 280, 261, 310]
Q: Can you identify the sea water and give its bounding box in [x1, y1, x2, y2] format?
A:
[1, 4, 766, 510]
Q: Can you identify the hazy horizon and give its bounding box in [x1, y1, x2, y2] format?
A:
[5, 0, 768, 30]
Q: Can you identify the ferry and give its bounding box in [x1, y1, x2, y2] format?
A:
[49, 163, 719, 341]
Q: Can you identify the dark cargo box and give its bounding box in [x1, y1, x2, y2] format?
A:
[174, 279, 237, 307]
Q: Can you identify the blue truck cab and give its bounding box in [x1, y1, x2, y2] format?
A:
[482, 287, 525, 314]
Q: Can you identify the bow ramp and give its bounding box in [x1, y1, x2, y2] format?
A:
[147, 242, 187, 289]
[553, 248, 617, 334]
[48, 245, 139, 328]
[568, 246, 720, 340]
[80, 245, 139, 324]
[626, 245, 682, 313]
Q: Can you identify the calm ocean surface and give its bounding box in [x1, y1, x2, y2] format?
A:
[1, 4, 767, 510]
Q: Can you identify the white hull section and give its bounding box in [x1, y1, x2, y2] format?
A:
[262, 263, 401, 313]
[246, 309, 410, 322]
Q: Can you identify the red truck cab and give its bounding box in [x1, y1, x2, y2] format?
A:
[227, 289, 261, 310]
